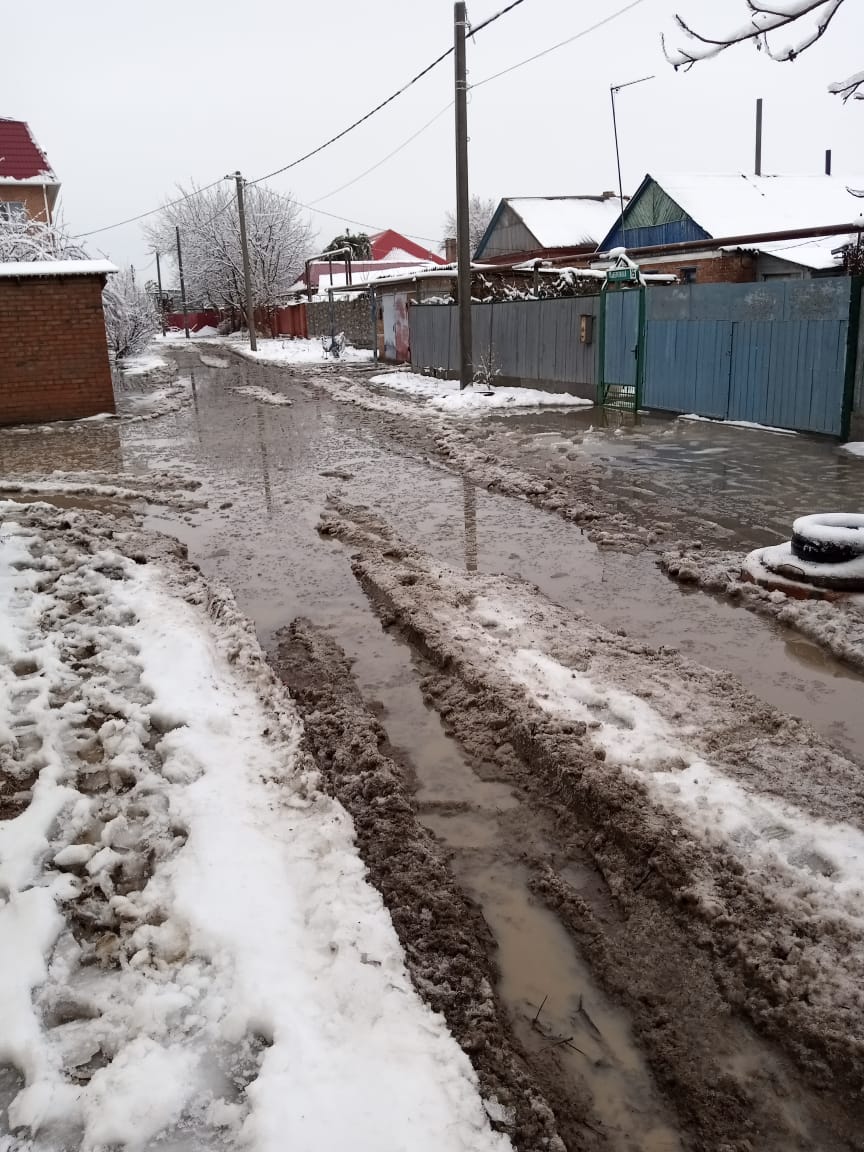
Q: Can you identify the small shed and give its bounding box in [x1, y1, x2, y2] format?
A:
[474, 195, 624, 262]
[0, 259, 117, 426]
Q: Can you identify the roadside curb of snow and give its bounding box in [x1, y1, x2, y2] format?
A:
[660, 548, 864, 673]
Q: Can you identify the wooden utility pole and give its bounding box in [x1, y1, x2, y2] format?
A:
[454, 1, 473, 390]
[175, 226, 190, 340]
[231, 172, 258, 352]
[154, 251, 166, 335]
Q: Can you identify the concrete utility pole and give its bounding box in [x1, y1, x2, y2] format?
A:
[175, 226, 190, 340]
[230, 171, 257, 352]
[154, 251, 166, 335]
[454, 1, 473, 390]
[755, 98, 763, 177]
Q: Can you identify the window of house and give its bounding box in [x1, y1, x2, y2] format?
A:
[680, 266, 697, 284]
[0, 201, 27, 223]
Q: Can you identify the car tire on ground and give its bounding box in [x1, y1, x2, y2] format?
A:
[791, 513, 864, 565]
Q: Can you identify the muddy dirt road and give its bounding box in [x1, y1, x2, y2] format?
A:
[2, 347, 864, 1150]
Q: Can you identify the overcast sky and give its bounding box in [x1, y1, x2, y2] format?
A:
[5, 0, 862, 277]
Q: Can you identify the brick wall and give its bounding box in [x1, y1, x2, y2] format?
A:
[0, 274, 115, 426]
[0, 186, 52, 222]
[641, 253, 757, 284]
[306, 295, 375, 349]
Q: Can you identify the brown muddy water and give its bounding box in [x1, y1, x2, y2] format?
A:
[1, 351, 862, 1148]
[479, 406, 864, 549]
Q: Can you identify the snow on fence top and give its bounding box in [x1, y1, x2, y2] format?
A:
[0, 259, 117, 279]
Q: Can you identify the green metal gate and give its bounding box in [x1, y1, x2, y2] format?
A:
[599, 280, 646, 412]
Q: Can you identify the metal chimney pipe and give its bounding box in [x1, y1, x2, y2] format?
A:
[755, 98, 763, 176]
[825, 149, 832, 175]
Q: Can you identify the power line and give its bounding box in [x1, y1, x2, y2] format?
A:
[72, 179, 223, 239]
[69, 0, 532, 242]
[470, 0, 649, 89]
[310, 103, 453, 206]
[291, 197, 440, 246]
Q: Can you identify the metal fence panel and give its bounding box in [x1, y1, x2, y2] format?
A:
[603, 291, 639, 387]
[410, 298, 599, 396]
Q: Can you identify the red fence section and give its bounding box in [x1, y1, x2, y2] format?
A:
[163, 304, 308, 338]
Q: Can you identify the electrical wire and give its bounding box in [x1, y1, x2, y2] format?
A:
[70, 0, 532, 241]
[470, 0, 649, 89]
[72, 179, 224, 239]
[310, 103, 453, 205]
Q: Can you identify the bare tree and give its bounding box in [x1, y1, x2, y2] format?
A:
[0, 214, 88, 262]
[145, 183, 316, 315]
[664, 0, 863, 101]
[443, 195, 497, 256]
[103, 267, 158, 360]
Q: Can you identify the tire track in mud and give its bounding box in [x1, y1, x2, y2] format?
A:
[305, 499, 864, 1152]
[301, 362, 864, 674]
[272, 622, 574, 1152]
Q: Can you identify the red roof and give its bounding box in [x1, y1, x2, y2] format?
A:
[0, 118, 56, 181]
[368, 229, 445, 264]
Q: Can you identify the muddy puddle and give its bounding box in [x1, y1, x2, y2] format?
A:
[1, 349, 862, 762]
[481, 406, 864, 550]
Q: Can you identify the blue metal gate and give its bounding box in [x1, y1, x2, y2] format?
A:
[601, 287, 644, 410]
[642, 280, 852, 436]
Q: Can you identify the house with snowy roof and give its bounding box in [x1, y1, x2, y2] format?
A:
[473, 194, 624, 263]
[295, 228, 446, 293]
[597, 172, 864, 283]
[0, 118, 60, 224]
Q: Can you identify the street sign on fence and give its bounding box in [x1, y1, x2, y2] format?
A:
[606, 266, 639, 284]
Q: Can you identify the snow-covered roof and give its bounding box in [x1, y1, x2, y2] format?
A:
[650, 172, 864, 242]
[721, 234, 851, 271]
[506, 196, 624, 248]
[0, 118, 57, 183]
[0, 259, 117, 278]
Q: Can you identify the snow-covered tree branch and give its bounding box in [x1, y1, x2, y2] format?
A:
[664, 0, 862, 101]
[103, 267, 158, 361]
[145, 183, 316, 316]
[0, 214, 88, 262]
[443, 195, 497, 257]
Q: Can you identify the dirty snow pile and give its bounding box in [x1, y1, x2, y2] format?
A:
[369, 371, 593, 413]
[0, 504, 508, 1152]
[231, 385, 293, 407]
[120, 353, 173, 378]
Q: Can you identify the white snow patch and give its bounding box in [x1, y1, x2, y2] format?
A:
[121, 353, 171, 377]
[368, 371, 592, 413]
[231, 385, 293, 407]
[0, 507, 509, 1152]
[840, 442, 864, 457]
[678, 413, 797, 435]
[233, 337, 373, 366]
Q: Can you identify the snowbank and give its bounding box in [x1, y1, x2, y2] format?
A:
[0, 504, 508, 1152]
[841, 442, 864, 457]
[233, 337, 374, 366]
[369, 371, 593, 413]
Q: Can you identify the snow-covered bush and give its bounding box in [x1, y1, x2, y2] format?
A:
[443, 195, 497, 256]
[0, 215, 87, 262]
[103, 268, 158, 361]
